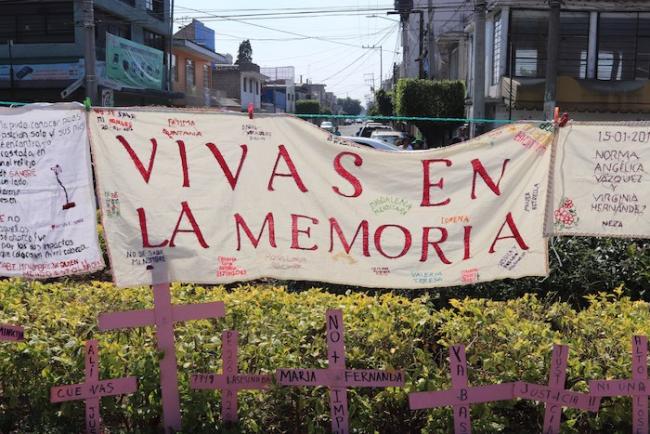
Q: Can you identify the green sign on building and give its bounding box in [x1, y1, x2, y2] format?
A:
[106, 33, 163, 90]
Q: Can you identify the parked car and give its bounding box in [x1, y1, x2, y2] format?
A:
[320, 121, 335, 133]
[370, 130, 407, 147]
[355, 122, 392, 138]
[340, 136, 402, 152]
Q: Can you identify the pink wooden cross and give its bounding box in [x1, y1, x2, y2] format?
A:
[590, 335, 649, 434]
[409, 344, 514, 434]
[0, 324, 24, 342]
[190, 330, 272, 422]
[514, 344, 601, 434]
[98, 281, 225, 433]
[50, 340, 137, 434]
[276, 309, 404, 434]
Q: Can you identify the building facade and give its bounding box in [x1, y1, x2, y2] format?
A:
[467, 0, 650, 123]
[260, 66, 296, 113]
[213, 63, 267, 111]
[0, 0, 174, 105]
[172, 20, 231, 107]
[398, 0, 470, 80]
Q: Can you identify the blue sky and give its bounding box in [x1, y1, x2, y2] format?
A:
[173, 1, 400, 104]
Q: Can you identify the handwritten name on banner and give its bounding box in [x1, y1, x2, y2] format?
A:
[89, 109, 552, 287]
[548, 123, 650, 238]
[0, 103, 104, 278]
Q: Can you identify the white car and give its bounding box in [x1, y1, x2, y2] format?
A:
[320, 121, 335, 133]
[370, 130, 407, 147]
[340, 136, 402, 152]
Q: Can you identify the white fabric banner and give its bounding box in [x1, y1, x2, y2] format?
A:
[89, 109, 552, 288]
[547, 123, 650, 238]
[0, 103, 104, 278]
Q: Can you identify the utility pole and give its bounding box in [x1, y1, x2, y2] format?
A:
[471, 0, 486, 137]
[81, 0, 98, 104]
[168, 0, 175, 93]
[362, 45, 382, 90]
[427, 0, 435, 78]
[8, 40, 14, 101]
[544, 0, 561, 119]
[415, 10, 425, 79]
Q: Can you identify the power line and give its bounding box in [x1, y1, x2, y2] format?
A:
[321, 24, 397, 84]
[180, 23, 397, 43]
[173, 4, 381, 50]
[175, 7, 395, 19]
[320, 51, 374, 82]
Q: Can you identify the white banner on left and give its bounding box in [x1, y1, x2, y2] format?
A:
[0, 103, 104, 278]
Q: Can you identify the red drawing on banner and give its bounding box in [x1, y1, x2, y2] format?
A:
[514, 131, 547, 153]
[191, 331, 272, 422]
[554, 197, 579, 230]
[409, 344, 515, 433]
[276, 310, 404, 434]
[217, 256, 247, 277]
[461, 268, 479, 284]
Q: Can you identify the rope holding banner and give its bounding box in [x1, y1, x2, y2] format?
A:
[83, 97, 92, 112]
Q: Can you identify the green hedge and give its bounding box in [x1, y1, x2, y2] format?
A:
[0, 280, 649, 433]
[394, 79, 465, 147]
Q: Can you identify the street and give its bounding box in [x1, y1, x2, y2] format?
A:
[337, 123, 360, 137]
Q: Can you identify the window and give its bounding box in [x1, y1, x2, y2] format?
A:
[0, 2, 74, 44]
[186, 59, 195, 89]
[492, 13, 502, 84]
[510, 10, 589, 79]
[255, 81, 259, 95]
[638, 14, 650, 79]
[243, 77, 247, 92]
[510, 10, 547, 78]
[145, 0, 165, 21]
[598, 13, 650, 80]
[143, 30, 165, 52]
[95, 8, 131, 61]
[559, 12, 589, 78]
[203, 64, 210, 89]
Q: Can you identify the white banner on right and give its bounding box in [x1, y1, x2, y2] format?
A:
[547, 122, 650, 238]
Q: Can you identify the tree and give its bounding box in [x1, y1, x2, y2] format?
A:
[236, 40, 253, 65]
[295, 99, 320, 114]
[336, 97, 362, 116]
[374, 89, 394, 116]
[394, 79, 465, 147]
